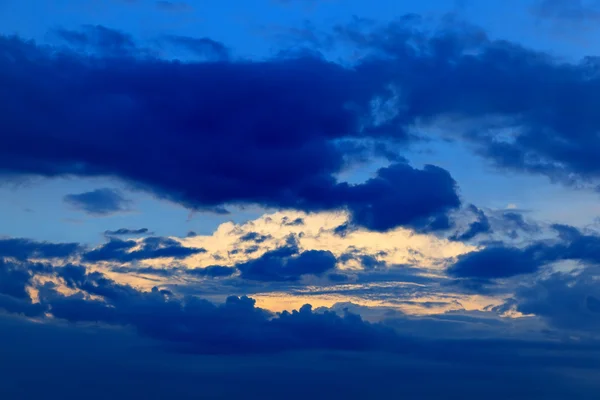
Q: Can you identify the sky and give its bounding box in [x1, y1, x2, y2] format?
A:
[2, 0, 600, 398]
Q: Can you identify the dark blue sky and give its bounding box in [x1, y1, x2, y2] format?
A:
[1, 0, 600, 398]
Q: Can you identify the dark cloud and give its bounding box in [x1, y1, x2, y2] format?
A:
[6, 17, 600, 229]
[2, 253, 600, 397]
[82, 237, 205, 263]
[162, 35, 229, 60]
[0, 27, 461, 232]
[4, 314, 597, 400]
[501, 265, 600, 335]
[187, 265, 237, 278]
[328, 16, 600, 188]
[332, 222, 353, 237]
[0, 260, 46, 317]
[63, 188, 132, 216]
[327, 272, 350, 282]
[448, 245, 548, 279]
[239, 232, 272, 243]
[0, 259, 33, 299]
[104, 228, 150, 236]
[282, 216, 305, 226]
[451, 205, 492, 242]
[237, 237, 337, 281]
[111, 265, 181, 277]
[32, 265, 399, 354]
[498, 211, 540, 238]
[0, 238, 82, 261]
[339, 247, 386, 270]
[112, 264, 236, 279]
[339, 163, 460, 232]
[244, 245, 260, 254]
[53, 25, 138, 57]
[449, 224, 600, 279]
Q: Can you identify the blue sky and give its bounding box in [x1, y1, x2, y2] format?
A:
[2, 0, 600, 398]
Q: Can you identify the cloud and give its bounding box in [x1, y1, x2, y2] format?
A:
[111, 265, 181, 277]
[104, 228, 150, 236]
[187, 265, 237, 278]
[0, 238, 82, 261]
[5, 314, 597, 400]
[500, 265, 600, 335]
[63, 188, 132, 216]
[30, 264, 400, 354]
[0, 28, 462, 232]
[53, 25, 138, 57]
[448, 224, 600, 280]
[327, 16, 600, 189]
[340, 163, 460, 232]
[0, 259, 46, 317]
[6, 17, 600, 231]
[82, 236, 206, 263]
[161, 35, 229, 60]
[339, 247, 386, 270]
[239, 232, 272, 243]
[450, 205, 492, 242]
[448, 246, 545, 279]
[237, 238, 337, 281]
[0, 259, 33, 299]
[282, 216, 305, 226]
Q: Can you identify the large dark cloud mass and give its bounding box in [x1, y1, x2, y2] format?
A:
[0, 24, 464, 232]
[4, 14, 600, 226]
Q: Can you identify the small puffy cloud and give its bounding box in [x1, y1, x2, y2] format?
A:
[63, 188, 132, 216]
[104, 228, 150, 236]
[239, 232, 272, 243]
